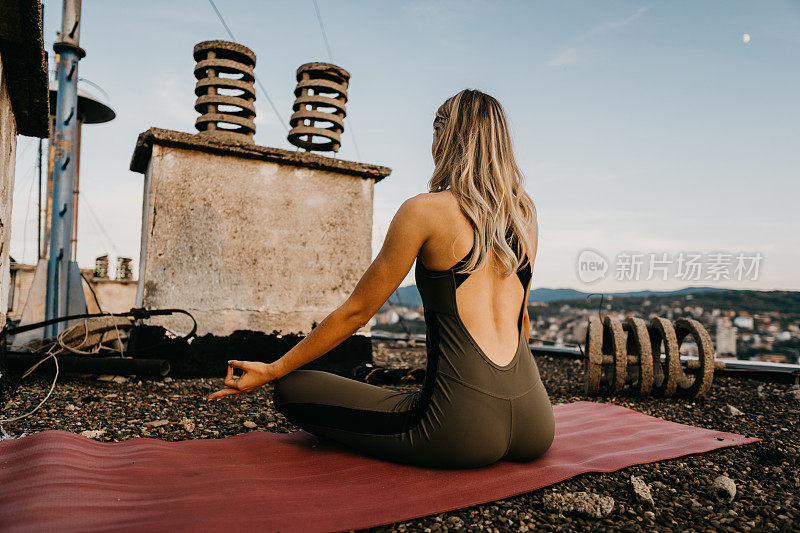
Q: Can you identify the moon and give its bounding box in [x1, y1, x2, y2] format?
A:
[743, 33, 751, 43]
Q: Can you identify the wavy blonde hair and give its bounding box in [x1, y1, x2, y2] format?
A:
[430, 89, 536, 277]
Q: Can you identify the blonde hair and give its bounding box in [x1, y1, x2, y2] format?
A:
[429, 89, 536, 277]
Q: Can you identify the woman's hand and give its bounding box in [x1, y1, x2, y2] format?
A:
[207, 360, 282, 400]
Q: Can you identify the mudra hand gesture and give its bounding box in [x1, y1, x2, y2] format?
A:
[208, 360, 282, 400]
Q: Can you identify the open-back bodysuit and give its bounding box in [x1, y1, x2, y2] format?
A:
[273, 245, 555, 469]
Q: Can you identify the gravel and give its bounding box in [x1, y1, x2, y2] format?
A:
[3, 338, 798, 532]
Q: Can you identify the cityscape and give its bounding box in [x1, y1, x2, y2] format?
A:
[372, 287, 800, 365]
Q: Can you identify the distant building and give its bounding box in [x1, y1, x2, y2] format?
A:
[715, 317, 737, 356]
[734, 315, 754, 329]
[376, 310, 399, 325]
[755, 354, 792, 364]
[8, 259, 137, 318]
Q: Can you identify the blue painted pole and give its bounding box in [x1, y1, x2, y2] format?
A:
[45, 0, 84, 338]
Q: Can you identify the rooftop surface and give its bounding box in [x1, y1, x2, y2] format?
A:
[4, 339, 798, 532]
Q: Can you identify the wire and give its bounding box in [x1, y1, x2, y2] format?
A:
[0, 308, 197, 429]
[310, 0, 362, 161]
[15, 137, 36, 162]
[78, 77, 111, 102]
[20, 164, 37, 263]
[206, 0, 289, 133]
[586, 293, 606, 323]
[345, 119, 363, 161]
[312, 0, 333, 62]
[3, 308, 198, 342]
[78, 193, 121, 255]
[0, 350, 59, 424]
[80, 271, 103, 313]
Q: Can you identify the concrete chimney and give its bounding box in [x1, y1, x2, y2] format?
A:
[129, 41, 390, 337]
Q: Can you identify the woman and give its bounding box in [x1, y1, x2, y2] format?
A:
[209, 89, 555, 469]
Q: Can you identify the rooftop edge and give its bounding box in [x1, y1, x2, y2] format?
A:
[0, 0, 50, 138]
[129, 127, 391, 182]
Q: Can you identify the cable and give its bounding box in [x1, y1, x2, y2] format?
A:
[77, 77, 111, 102]
[206, 0, 289, 133]
[78, 193, 121, 255]
[310, 0, 362, 161]
[586, 293, 606, 323]
[345, 119, 362, 161]
[0, 346, 59, 424]
[312, 0, 333, 62]
[14, 137, 36, 162]
[577, 293, 607, 361]
[0, 307, 196, 427]
[20, 163, 37, 263]
[80, 271, 103, 313]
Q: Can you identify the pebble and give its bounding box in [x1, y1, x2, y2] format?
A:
[629, 475, 654, 507]
[80, 429, 106, 439]
[726, 404, 744, 416]
[143, 419, 170, 428]
[243, 421, 258, 429]
[180, 418, 196, 433]
[542, 491, 614, 518]
[712, 475, 737, 503]
[8, 343, 798, 532]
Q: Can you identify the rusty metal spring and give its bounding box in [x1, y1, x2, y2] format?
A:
[584, 315, 721, 398]
[193, 40, 257, 143]
[287, 62, 349, 153]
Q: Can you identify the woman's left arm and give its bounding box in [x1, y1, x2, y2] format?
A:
[209, 195, 432, 399]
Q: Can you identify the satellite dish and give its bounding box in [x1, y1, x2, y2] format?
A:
[48, 80, 115, 124]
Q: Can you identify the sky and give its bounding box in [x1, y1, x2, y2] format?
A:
[10, 0, 800, 292]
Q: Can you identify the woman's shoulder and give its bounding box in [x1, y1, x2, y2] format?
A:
[400, 191, 458, 217]
[416, 190, 464, 214]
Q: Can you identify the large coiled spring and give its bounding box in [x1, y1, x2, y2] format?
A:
[193, 40, 257, 143]
[584, 316, 721, 398]
[287, 62, 349, 153]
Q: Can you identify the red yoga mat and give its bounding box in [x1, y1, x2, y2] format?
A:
[0, 401, 759, 532]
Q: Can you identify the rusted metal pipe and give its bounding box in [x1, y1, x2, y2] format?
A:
[5, 353, 170, 377]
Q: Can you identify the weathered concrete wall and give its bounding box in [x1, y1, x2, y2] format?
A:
[136, 144, 378, 336]
[0, 53, 18, 330]
[89, 279, 137, 314]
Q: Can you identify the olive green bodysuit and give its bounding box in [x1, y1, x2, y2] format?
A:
[273, 247, 555, 469]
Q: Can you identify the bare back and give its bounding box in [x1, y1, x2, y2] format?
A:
[416, 191, 536, 367]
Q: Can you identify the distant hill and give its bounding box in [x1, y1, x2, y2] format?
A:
[387, 285, 729, 308]
[529, 286, 728, 302]
[388, 285, 424, 308]
[583, 289, 800, 315]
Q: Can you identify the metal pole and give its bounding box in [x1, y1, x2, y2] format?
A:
[36, 1, 44, 260]
[71, 118, 81, 258]
[36, 139, 42, 259]
[45, 0, 85, 337]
